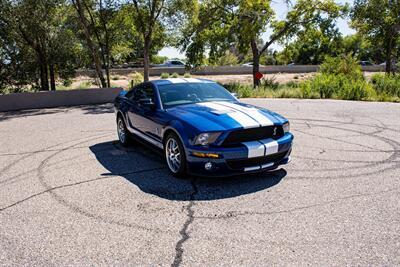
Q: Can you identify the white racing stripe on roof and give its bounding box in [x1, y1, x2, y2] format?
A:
[216, 101, 274, 126]
[198, 102, 259, 128]
[166, 78, 187, 83]
[182, 78, 202, 83]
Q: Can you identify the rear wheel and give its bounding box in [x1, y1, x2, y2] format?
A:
[117, 116, 132, 147]
[164, 133, 187, 177]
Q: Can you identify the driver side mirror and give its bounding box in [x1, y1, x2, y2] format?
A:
[231, 92, 239, 99]
[138, 98, 156, 110]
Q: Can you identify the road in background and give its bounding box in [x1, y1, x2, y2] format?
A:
[0, 99, 399, 266]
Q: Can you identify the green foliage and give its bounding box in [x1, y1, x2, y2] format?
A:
[151, 55, 169, 64]
[300, 74, 374, 100]
[351, 0, 400, 73]
[171, 72, 179, 78]
[370, 74, 400, 98]
[320, 55, 363, 80]
[63, 79, 73, 87]
[130, 72, 144, 87]
[262, 76, 279, 90]
[161, 72, 170, 79]
[300, 56, 375, 100]
[184, 73, 192, 78]
[213, 51, 239, 66]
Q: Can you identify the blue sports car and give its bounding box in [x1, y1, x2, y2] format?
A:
[114, 78, 293, 177]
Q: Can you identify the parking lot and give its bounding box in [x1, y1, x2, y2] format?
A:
[1, 99, 399, 266]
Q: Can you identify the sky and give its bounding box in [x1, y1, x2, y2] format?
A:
[159, 0, 355, 59]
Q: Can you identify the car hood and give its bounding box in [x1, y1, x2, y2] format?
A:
[166, 101, 287, 132]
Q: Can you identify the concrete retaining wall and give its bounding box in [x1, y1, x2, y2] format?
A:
[75, 65, 386, 77]
[0, 87, 123, 112]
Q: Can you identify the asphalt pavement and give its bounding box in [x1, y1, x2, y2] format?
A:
[0, 99, 399, 266]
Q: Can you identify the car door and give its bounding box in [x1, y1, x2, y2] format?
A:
[126, 83, 163, 145]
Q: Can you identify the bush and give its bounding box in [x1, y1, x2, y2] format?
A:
[223, 82, 252, 98]
[262, 76, 279, 90]
[370, 74, 400, 97]
[111, 75, 120, 81]
[300, 73, 375, 100]
[130, 72, 143, 87]
[320, 55, 363, 80]
[171, 72, 179, 78]
[184, 72, 191, 78]
[63, 78, 73, 87]
[161, 72, 170, 79]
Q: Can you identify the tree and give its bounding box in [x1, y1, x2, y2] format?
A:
[129, 0, 196, 81]
[278, 16, 343, 65]
[0, 0, 83, 91]
[72, 0, 107, 87]
[352, 0, 400, 73]
[179, 0, 343, 87]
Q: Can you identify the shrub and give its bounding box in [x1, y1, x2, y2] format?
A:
[184, 72, 191, 78]
[161, 72, 170, 79]
[320, 54, 363, 80]
[370, 74, 400, 97]
[223, 82, 252, 98]
[111, 75, 120, 81]
[171, 72, 179, 78]
[300, 74, 375, 101]
[63, 78, 73, 87]
[130, 72, 143, 87]
[262, 76, 279, 90]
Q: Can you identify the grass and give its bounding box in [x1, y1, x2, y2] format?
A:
[223, 79, 400, 102]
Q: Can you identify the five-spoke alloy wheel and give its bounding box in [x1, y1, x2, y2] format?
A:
[164, 133, 186, 177]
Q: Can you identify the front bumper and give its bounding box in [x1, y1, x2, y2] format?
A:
[186, 133, 293, 177]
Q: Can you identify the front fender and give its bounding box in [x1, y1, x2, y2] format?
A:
[163, 120, 198, 148]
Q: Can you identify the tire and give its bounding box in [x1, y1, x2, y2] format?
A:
[117, 115, 132, 147]
[164, 132, 187, 177]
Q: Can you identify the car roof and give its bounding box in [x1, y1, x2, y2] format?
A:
[151, 78, 215, 86]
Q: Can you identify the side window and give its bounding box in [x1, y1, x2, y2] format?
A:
[133, 83, 155, 103]
[125, 89, 135, 100]
[172, 61, 183, 65]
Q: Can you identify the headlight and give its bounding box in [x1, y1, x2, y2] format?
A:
[283, 122, 290, 133]
[194, 132, 221, 146]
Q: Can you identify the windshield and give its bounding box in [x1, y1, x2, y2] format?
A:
[158, 82, 236, 108]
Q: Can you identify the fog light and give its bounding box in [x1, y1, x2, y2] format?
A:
[204, 162, 213, 171]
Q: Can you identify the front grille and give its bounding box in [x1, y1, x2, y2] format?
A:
[226, 150, 288, 170]
[222, 126, 284, 146]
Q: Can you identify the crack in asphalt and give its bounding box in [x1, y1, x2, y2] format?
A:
[171, 177, 198, 267]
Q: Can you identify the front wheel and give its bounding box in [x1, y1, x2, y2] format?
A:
[117, 116, 132, 147]
[164, 133, 187, 177]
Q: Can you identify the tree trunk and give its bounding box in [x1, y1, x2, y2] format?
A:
[38, 54, 49, 91]
[143, 38, 151, 82]
[49, 64, 56, 91]
[72, 0, 107, 88]
[39, 62, 49, 91]
[251, 40, 261, 88]
[385, 35, 393, 74]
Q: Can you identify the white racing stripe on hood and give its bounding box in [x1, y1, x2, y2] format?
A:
[216, 101, 274, 126]
[198, 102, 259, 128]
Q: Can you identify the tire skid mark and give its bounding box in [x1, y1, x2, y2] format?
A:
[36, 136, 172, 233]
[288, 119, 400, 179]
[194, 186, 400, 221]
